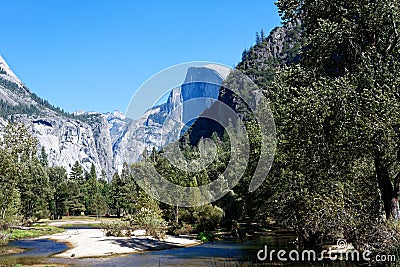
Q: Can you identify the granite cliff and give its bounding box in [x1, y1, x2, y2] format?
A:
[0, 56, 226, 176]
[0, 23, 298, 177]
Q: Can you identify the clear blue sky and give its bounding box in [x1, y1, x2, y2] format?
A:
[0, 1, 281, 114]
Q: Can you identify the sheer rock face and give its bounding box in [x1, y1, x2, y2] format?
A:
[111, 67, 225, 173]
[181, 67, 222, 126]
[0, 55, 226, 176]
[0, 22, 298, 177]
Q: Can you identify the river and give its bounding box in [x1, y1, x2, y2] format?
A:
[0, 232, 358, 266]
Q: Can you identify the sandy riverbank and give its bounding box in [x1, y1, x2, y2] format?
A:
[40, 228, 200, 258]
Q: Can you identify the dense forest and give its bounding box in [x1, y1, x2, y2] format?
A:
[0, 122, 225, 242]
[1, 0, 400, 259]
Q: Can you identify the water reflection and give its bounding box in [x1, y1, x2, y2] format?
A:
[49, 234, 357, 266]
[0, 239, 68, 266]
[1, 234, 358, 266]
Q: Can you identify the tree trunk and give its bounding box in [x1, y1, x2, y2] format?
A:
[375, 157, 400, 220]
[175, 203, 179, 224]
[54, 194, 58, 220]
[392, 172, 400, 219]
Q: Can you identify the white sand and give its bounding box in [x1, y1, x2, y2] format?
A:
[40, 228, 200, 258]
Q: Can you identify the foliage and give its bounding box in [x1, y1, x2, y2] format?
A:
[238, 20, 304, 89]
[8, 226, 64, 240]
[196, 232, 213, 243]
[19, 158, 51, 222]
[0, 124, 107, 238]
[64, 181, 86, 216]
[100, 220, 131, 237]
[38, 146, 48, 167]
[70, 161, 84, 184]
[0, 99, 40, 119]
[2, 122, 38, 164]
[64, 161, 87, 216]
[0, 123, 51, 224]
[0, 148, 21, 228]
[132, 207, 167, 239]
[258, 0, 400, 251]
[90, 193, 108, 217]
[84, 163, 102, 214]
[130, 191, 167, 239]
[0, 232, 10, 246]
[192, 204, 223, 232]
[168, 221, 193, 236]
[0, 225, 63, 246]
[47, 166, 68, 219]
[2, 1, 400, 256]
[109, 163, 137, 217]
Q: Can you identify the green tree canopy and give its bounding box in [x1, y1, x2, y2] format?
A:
[266, 0, 400, 251]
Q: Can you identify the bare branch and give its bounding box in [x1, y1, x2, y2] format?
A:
[386, 14, 399, 55]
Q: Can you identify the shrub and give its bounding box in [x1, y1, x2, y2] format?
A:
[100, 220, 131, 237]
[0, 231, 10, 246]
[196, 232, 213, 242]
[168, 221, 193, 236]
[192, 204, 223, 232]
[131, 207, 167, 240]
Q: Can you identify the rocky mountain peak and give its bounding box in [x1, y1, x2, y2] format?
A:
[0, 55, 24, 88]
[183, 66, 224, 85]
[107, 110, 126, 120]
[238, 19, 304, 84]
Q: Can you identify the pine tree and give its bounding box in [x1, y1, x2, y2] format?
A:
[67, 161, 86, 215]
[47, 166, 68, 220]
[132, 190, 166, 239]
[255, 32, 261, 45]
[109, 172, 126, 217]
[1, 123, 50, 222]
[90, 193, 107, 218]
[65, 181, 86, 216]
[141, 148, 149, 161]
[39, 146, 48, 167]
[84, 163, 98, 214]
[18, 158, 50, 220]
[70, 161, 84, 184]
[0, 147, 20, 227]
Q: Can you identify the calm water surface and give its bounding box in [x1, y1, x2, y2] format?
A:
[0, 233, 358, 266]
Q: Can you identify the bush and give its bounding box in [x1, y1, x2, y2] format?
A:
[168, 221, 193, 236]
[353, 220, 400, 254]
[131, 207, 167, 240]
[196, 232, 213, 242]
[100, 220, 131, 237]
[192, 204, 223, 232]
[0, 231, 10, 246]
